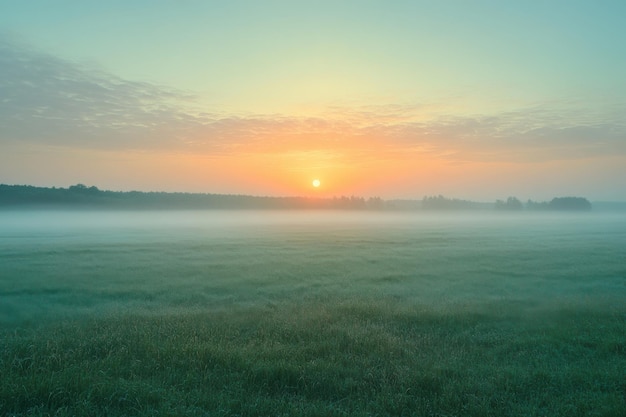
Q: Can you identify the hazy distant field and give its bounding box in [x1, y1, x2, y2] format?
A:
[1, 210, 625, 416]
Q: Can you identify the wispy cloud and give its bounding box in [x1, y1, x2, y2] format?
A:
[2, 37, 624, 164]
[0, 38, 201, 149]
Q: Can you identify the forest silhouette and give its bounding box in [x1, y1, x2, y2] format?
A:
[0, 184, 595, 211]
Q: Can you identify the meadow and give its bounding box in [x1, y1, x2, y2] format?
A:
[1, 210, 625, 416]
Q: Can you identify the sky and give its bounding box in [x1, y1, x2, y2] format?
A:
[1, 0, 625, 201]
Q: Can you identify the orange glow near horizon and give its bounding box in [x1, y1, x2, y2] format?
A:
[97, 131, 447, 197]
[51, 121, 488, 197]
[36, 120, 623, 202]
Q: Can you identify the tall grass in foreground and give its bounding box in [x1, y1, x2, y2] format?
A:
[2, 296, 625, 417]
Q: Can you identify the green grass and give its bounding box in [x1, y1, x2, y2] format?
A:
[1, 211, 625, 415]
[2, 297, 625, 416]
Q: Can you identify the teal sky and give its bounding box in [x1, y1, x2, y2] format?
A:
[1, 1, 625, 200]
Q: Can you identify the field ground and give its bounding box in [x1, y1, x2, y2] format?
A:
[1, 211, 625, 416]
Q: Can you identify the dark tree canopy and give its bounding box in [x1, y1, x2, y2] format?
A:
[495, 197, 523, 211]
[517, 196, 592, 211]
[548, 197, 592, 211]
[422, 195, 476, 210]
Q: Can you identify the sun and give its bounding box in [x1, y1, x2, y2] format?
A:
[312, 179, 321, 188]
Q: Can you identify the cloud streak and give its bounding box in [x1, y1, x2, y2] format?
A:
[1, 37, 625, 165]
[0, 38, 200, 149]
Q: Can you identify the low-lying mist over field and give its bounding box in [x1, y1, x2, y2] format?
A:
[2, 209, 623, 324]
[1, 210, 625, 415]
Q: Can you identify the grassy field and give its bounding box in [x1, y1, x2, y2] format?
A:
[1, 211, 625, 416]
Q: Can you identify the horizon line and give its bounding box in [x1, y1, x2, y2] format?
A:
[2, 183, 621, 204]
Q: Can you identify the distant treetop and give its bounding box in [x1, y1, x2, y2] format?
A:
[512, 196, 592, 211]
[548, 197, 592, 211]
[421, 195, 477, 210]
[495, 197, 523, 211]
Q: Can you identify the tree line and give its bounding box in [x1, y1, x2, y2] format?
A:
[495, 196, 592, 211]
[0, 184, 592, 211]
[0, 184, 386, 210]
[422, 195, 591, 211]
